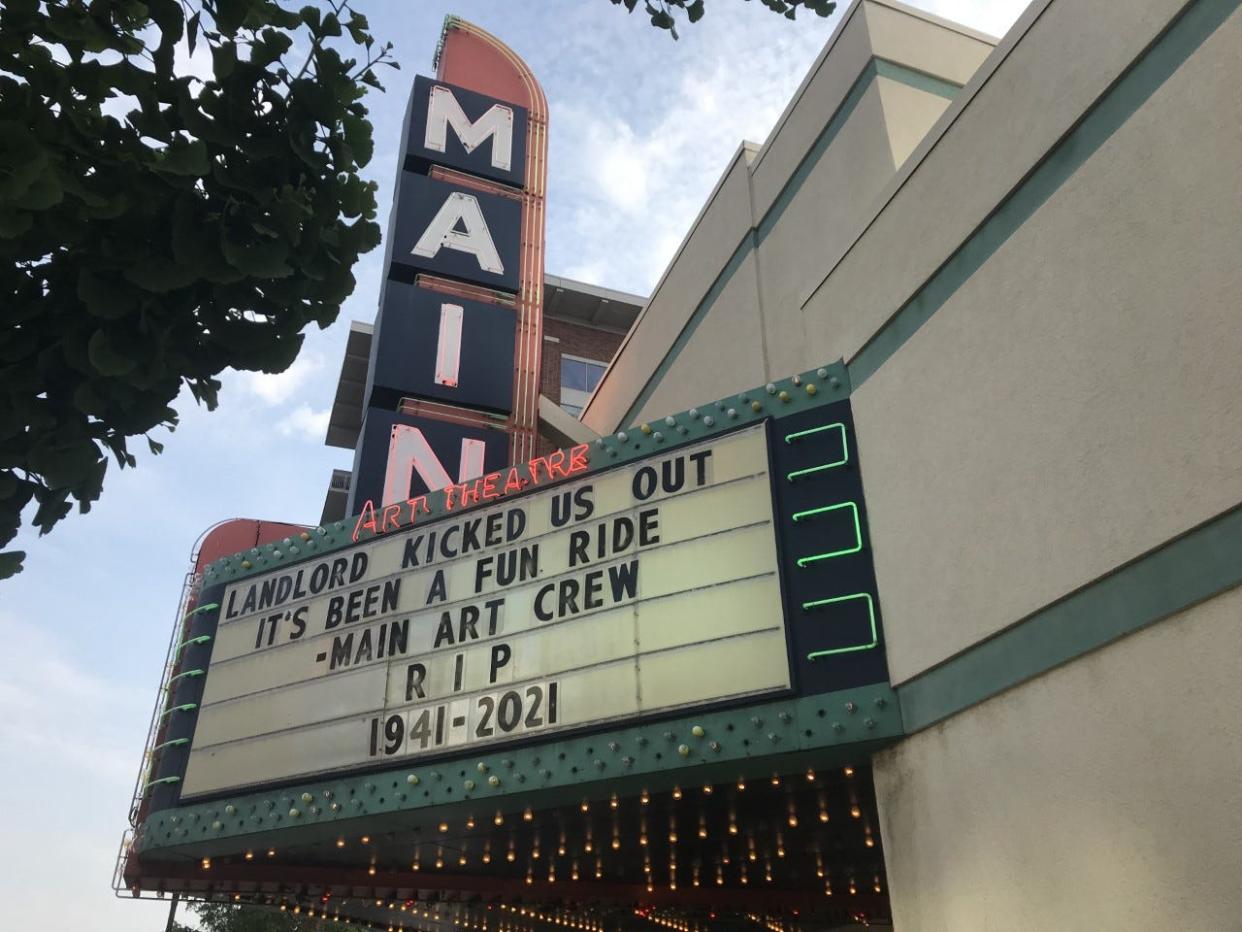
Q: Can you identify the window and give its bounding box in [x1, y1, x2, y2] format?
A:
[560, 355, 607, 418]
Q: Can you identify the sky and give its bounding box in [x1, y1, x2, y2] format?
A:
[0, 1, 1028, 928]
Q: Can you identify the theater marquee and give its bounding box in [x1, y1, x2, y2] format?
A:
[180, 426, 790, 797]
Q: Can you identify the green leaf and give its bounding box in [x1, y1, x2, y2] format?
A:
[245, 332, 304, 373]
[212, 42, 238, 79]
[188, 377, 221, 410]
[147, 0, 185, 49]
[687, 0, 705, 22]
[154, 139, 210, 176]
[187, 10, 201, 55]
[215, 0, 251, 33]
[147, 437, 165, 455]
[346, 11, 370, 44]
[32, 492, 72, 534]
[0, 0, 390, 571]
[124, 257, 201, 292]
[73, 381, 109, 416]
[28, 438, 103, 490]
[87, 329, 138, 377]
[251, 27, 293, 68]
[0, 550, 25, 580]
[0, 125, 48, 200]
[12, 169, 63, 210]
[0, 208, 32, 238]
[342, 113, 374, 167]
[221, 233, 293, 278]
[77, 270, 137, 319]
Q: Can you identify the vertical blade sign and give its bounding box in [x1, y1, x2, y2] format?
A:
[351, 28, 548, 515]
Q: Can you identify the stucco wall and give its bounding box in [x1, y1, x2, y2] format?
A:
[798, 0, 1196, 355]
[873, 75, 951, 168]
[853, 0, 1242, 683]
[755, 77, 898, 382]
[874, 583, 1242, 931]
[584, 0, 994, 435]
[637, 249, 767, 423]
[747, 3, 876, 220]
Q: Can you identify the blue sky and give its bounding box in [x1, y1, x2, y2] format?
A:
[0, 1, 1027, 928]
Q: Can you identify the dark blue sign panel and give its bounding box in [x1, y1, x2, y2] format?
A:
[402, 75, 528, 188]
[767, 400, 888, 694]
[367, 281, 517, 415]
[388, 172, 522, 293]
[348, 409, 510, 514]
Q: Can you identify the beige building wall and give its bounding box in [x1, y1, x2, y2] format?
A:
[755, 77, 899, 381]
[874, 585, 1242, 931]
[639, 249, 767, 423]
[579, 0, 1242, 926]
[849, 1, 1242, 924]
[854, 0, 1242, 683]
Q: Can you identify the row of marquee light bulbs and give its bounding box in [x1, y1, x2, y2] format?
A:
[202, 894, 859, 932]
[202, 767, 882, 899]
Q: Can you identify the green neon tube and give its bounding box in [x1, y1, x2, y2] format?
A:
[160, 702, 198, 717]
[176, 634, 212, 653]
[784, 423, 849, 481]
[168, 668, 205, 682]
[151, 737, 190, 752]
[183, 602, 220, 621]
[803, 593, 877, 658]
[794, 501, 862, 566]
[143, 776, 182, 792]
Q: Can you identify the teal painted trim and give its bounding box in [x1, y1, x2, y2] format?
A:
[874, 58, 959, 101]
[138, 684, 902, 855]
[617, 55, 953, 429]
[848, 0, 1241, 389]
[898, 504, 1242, 733]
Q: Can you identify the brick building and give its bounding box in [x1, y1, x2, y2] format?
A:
[319, 272, 642, 523]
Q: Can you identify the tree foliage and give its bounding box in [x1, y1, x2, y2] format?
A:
[0, 0, 395, 578]
[175, 900, 315, 932]
[611, 0, 837, 38]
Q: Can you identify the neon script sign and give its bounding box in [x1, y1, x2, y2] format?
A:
[353, 443, 591, 542]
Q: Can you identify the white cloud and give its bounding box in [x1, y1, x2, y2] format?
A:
[238, 351, 326, 406]
[278, 403, 332, 441]
[545, 4, 843, 295]
[171, 30, 216, 83]
[541, 0, 1032, 296]
[590, 121, 651, 214]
